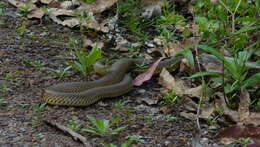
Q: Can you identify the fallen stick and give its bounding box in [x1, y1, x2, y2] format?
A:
[44, 119, 92, 147]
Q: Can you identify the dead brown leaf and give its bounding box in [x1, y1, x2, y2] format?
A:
[200, 102, 215, 119]
[78, 0, 117, 14]
[8, 0, 45, 19]
[180, 111, 197, 120]
[27, 7, 45, 19]
[39, 0, 55, 4]
[215, 92, 260, 126]
[134, 58, 164, 86]
[111, 39, 130, 52]
[217, 125, 260, 146]
[60, 0, 80, 9]
[158, 68, 187, 96]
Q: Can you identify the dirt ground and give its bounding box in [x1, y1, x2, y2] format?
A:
[0, 3, 219, 147]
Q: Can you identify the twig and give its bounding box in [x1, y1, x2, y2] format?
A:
[44, 119, 92, 147]
[218, 0, 242, 33]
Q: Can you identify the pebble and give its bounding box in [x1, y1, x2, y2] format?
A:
[137, 88, 146, 94]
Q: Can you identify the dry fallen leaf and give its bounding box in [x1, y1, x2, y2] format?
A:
[217, 125, 260, 146]
[134, 58, 163, 86]
[112, 39, 130, 52]
[199, 102, 215, 119]
[180, 111, 197, 120]
[78, 0, 117, 14]
[215, 92, 260, 126]
[39, 0, 55, 4]
[27, 7, 45, 19]
[158, 68, 187, 96]
[8, 0, 45, 19]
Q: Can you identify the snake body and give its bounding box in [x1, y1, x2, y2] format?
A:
[43, 57, 182, 106]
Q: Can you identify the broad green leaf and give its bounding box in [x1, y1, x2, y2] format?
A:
[111, 126, 127, 135]
[82, 128, 101, 136]
[233, 25, 260, 35]
[243, 73, 260, 87]
[182, 46, 195, 68]
[190, 72, 222, 78]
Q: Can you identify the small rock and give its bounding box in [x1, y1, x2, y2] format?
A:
[164, 140, 171, 146]
[140, 97, 158, 105]
[145, 41, 155, 48]
[137, 88, 146, 94]
[142, 5, 162, 19]
[200, 137, 209, 145]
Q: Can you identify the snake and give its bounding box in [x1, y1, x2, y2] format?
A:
[43, 56, 182, 106]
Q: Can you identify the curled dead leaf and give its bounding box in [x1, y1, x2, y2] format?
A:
[158, 68, 187, 96]
[77, 0, 117, 14]
[8, 0, 44, 19]
[134, 58, 163, 86]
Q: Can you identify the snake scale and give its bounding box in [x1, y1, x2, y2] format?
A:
[43, 56, 182, 106]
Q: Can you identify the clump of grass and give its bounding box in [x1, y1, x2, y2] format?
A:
[68, 43, 102, 77]
[32, 103, 46, 128]
[82, 117, 127, 137]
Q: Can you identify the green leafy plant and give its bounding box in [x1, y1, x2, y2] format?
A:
[0, 98, 8, 105]
[18, 103, 30, 108]
[4, 71, 18, 81]
[0, 86, 10, 96]
[165, 115, 177, 122]
[0, 1, 5, 16]
[30, 60, 45, 68]
[118, 0, 149, 39]
[113, 100, 128, 108]
[204, 117, 217, 126]
[69, 45, 102, 77]
[50, 66, 71, 79]
[163, 89, 182, 103]
[82, 0, 96, 4]
[32, 103, 46, 128]
[82, 117, 127, 137]
[17, 25, 27, 35]
[17, 2, 33, 12]
[68, 119, 82, 132]
[191, 45, 260, 94]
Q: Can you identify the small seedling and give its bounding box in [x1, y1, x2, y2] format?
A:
[82, 117, 127, 137]
[0, 1, 5, 16]
[0, 98, 8, 105]
[30, 60, 45, 68]
[165, 115, 177, 122]
[126, 135, 145, 144]
[32, 103, 46, 128]
[82, 0, 96, 4]
[17, 1, 33, 12]
[50, 66, 71, 79]
[0, 86, 10, 95]
[35, 133, 45, 140]
[68, 119, 82, 132]
[18, 103, 30, 108]
[203, 117, 217, 126]
[17, 25, 27, 35]
[163, 89, 182, 104]
[113, 100, 128, 108]
[68, 44, 102, 77]
[233, 138, 253, 147]
[4, 72, 18, 81]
